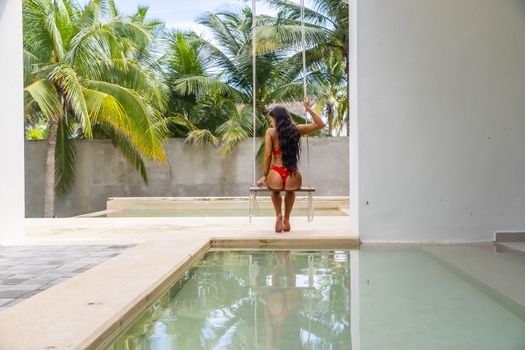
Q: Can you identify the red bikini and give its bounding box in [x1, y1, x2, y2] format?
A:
[271, 149, 290, 190]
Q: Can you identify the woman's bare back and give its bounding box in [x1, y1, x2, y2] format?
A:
[266, 128, 302, 191]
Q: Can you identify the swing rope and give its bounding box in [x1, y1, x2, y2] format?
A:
[300, 0, 311, 189]
[251, 0, 310, 186]
[252, 0, 257, 187]
[249, 0, 315, 223]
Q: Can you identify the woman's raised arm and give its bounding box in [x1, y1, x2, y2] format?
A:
[296, 99, 325, 136]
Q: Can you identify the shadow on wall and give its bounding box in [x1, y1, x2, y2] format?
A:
[0, 2, 6, 20]
[517, 0, 525, 15]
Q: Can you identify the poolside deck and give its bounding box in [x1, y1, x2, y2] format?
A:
[0, 216, 357, 349]
[21, 216, 355, 245]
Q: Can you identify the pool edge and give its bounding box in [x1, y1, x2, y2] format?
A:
[0, 236, 358, 350]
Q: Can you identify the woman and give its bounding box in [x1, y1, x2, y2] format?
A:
[256, 99, 325, 232]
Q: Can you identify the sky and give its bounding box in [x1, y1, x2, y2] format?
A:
[80, 0, 280, 39]
[78, 0, 316, 41]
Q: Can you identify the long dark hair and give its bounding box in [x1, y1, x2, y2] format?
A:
[269, 106, 301, 173]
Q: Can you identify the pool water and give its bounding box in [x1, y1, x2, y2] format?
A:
[106, 251, 352, 349]
[105, 246, 525, 350]
[358, 245, 525, 350]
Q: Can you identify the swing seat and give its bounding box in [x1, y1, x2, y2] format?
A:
[249, 187, 316, 223]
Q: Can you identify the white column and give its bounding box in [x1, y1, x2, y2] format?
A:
[349, 0, 359, 235]
[0, 0, 25, 244]
[356, 0, 525, 242]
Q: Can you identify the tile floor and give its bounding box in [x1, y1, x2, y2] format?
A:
[0, 244, 133, 311]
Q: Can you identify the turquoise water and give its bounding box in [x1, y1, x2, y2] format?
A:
[358, 245, 525, 350]
[106, 246, 525, 350]
[106, 251, 351, 349]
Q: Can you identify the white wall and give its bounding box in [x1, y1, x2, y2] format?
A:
[0, 0, 24, 243]
[357, 0, 525, 241]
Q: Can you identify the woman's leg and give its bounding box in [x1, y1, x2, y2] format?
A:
[271, 191, 283, 232]
[283, 191, 295, 231]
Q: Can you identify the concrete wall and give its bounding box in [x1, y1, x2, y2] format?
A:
[0, 0, 24, 243]
[25, 138, 349, 217]
[357, 0, 525, 241]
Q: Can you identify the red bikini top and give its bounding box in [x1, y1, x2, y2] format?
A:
[272, 149, 282, 155]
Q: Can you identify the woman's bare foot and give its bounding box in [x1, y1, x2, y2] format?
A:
[275, 214, 283, 233]
[283, 218, 291, 232]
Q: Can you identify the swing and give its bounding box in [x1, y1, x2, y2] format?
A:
[249, 0, 316, 223]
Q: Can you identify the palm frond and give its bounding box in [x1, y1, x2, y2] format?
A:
[174, 76, 244, 100]
[108, 17, 153, 49]
[82, 87, 126, 130]
[66, 24, 120, 69]
[45, 2, 66, 61]
[85, 58, 168, 111]
[24, 79, 64, 120]
[185, 129, 219, 146]
[24, 49, 41, 85]
[47, 63, 92, 136]
[165, 115, 197, 131]
[256, 23, 331, 54]
[197, 12, 242, 57]
[85, 79, 167, 160]
[217, 104, 253, 155]
[190, 36, 240, 77]
[55, 117, 76, 196]
[78, 0, 116, 28]
[165, 32, 205, 77]
[265, 0, 336, 27]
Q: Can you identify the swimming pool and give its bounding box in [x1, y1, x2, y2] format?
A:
[103, 245, 525, 350]
[105, 250, 352, 349]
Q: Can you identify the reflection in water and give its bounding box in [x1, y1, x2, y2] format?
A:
[107, 245, 525, 350]
[106, 251, 351, 350]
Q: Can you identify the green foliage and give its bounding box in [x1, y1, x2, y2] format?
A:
[163, 7, 313, 156]
[25, 123, 49, 140]
[309, 50, 348, 136]
[23, 0, 168, 212]
[23, 0, 349, 204]
[161, 0, 349, 157]
[54, 117, 76, 196]
[259, 0, 350, 134]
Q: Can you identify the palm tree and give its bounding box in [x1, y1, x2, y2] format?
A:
[309, 51, 348, 136]
[258, 0, 349, 133]
[23, 0, 168, 217]
[166, 8, 304, 154]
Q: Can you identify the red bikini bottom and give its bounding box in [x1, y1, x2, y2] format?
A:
[271, 166, 290, 190]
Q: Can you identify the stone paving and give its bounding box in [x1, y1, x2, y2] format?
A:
[0, 244, 134, 311]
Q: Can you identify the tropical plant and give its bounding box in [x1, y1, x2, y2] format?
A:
[258, 0, 349, 133]
[309, 51, 348, 136]
[164, 32, 203, 124]
[23, 0, 168, 217]
[165, 8, 306, 155]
